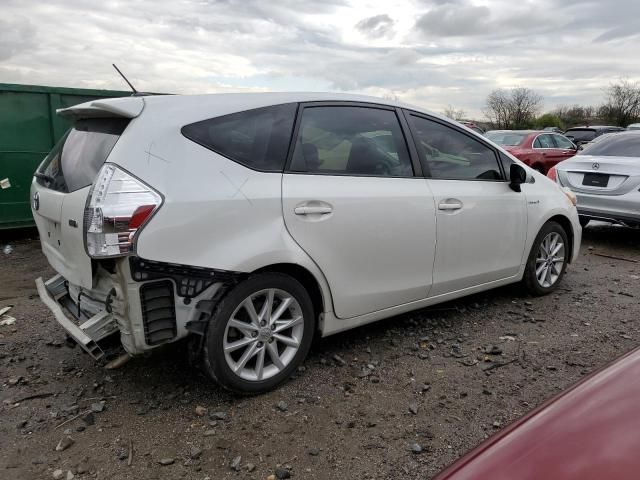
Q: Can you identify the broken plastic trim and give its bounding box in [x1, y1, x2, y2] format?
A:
[129, 256, 245, 299]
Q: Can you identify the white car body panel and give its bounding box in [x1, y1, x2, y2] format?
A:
[31, 92, 581, 357]
[282, 174, 436, 319]
[32, 184, 93, 289]
[427, 179, 527, 296]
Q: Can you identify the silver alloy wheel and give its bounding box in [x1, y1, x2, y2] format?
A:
[223, 288, 304, 381]
[535, 232, 565, 288]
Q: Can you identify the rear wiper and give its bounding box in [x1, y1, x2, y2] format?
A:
[34, 172, 55, 183]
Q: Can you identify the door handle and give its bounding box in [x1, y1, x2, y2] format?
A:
[438, 199, 463, 211]
[294, 205, 333, 215]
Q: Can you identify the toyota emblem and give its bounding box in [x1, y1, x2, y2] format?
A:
[592, 162, 600, 170]
[32, 191, 40, 211]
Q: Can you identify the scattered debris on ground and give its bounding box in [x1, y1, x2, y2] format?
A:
[1, 224, 639, 479]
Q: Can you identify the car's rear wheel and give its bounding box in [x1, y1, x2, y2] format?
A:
[523, 221, 569, 295]
[203, 273, 314, 394]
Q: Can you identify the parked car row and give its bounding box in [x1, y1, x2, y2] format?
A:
[484, 125, 640, 228]
[484, 130, 578, 174]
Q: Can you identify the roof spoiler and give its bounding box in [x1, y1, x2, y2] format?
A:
[57, 96, 144, 119]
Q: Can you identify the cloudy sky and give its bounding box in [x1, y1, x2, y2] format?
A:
[2, 0, 639, 118]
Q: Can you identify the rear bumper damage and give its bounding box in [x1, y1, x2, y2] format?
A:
[36, 275, 117, 360]
[36, 257, 243, 361]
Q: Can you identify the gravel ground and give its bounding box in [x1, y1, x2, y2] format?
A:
[1, 224, 639, 480]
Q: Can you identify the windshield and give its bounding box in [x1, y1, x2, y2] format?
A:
[36, 118, 128, 193]
[564, 129, 596, 142]
[485, 131, 528, 146]
[579, 134, 640, 157]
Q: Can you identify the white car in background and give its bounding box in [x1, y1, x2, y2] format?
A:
[32, 93, 581, 393]
[549, 130, 640, 227]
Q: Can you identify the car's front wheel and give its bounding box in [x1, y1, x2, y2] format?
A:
[523, 221, 569, 295]
[203, 273, 314, 394]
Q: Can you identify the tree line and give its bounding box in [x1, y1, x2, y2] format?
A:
[444, 79, 640, 130]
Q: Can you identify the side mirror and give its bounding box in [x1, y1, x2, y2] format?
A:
[509, 163, 527, 192]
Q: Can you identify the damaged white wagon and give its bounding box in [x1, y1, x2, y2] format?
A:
[33, 93, 581, 393]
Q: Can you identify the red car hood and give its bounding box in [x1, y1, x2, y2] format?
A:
[434, 347, 640, 480]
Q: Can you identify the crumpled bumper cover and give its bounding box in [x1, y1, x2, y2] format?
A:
[36, 275, 118, 360]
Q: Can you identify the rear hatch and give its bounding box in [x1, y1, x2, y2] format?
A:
[564, 128, 596, 144]
[31, 111, 134, 289]
[558, 155, 640, 195]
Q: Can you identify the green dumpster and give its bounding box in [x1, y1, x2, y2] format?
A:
[0, 83, 129, 229]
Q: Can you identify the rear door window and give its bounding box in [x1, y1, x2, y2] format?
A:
[553, 134, 575, 149]
[565, 129, 596, 142]
[579, 134, 640, 156]
[181, 103, 297, 172]
[36, 118, 128, 193]
[288, 106, 413, 177]
[533, 134, 555, 148]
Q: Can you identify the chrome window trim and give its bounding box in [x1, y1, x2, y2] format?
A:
[532, 133, 577, 151]
[532, 133, 556, 150]
[551, 133, 577, 150]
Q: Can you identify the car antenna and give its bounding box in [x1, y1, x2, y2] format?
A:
[112, 63, 138, 95]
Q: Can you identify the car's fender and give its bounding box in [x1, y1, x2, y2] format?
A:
[521, 172, 581, 265]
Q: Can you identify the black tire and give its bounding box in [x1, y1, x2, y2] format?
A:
[203, 272, 315, 394]
[522, 221, 569, 296]
[579, 216, 590, 228]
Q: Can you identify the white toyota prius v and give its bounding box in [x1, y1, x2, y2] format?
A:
[32, 93, 581, 393]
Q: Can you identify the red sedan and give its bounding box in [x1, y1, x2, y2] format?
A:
[485, 130, 578, 174]
[434, 346, 640, 480]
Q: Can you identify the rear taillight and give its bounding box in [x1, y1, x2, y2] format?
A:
[85, 164, 162, 258]
[547, 166, 558, 182]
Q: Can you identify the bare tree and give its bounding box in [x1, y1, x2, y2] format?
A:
[599, 79, 640, 126]
[509, 88, 543, 128]
[484, 90, 510, 129]
[484, 87, 542, 129]
[442, 104, 466, 121]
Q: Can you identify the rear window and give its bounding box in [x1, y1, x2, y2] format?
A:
[564, 129, 596, 142]
[579, 134, 640, 157]
[485, 132, 528, 146]
[36, 118, 128, 193]
[181, 103, 297, 172]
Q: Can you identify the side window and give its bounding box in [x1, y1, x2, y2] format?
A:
[289, 106, 413, 177]
[181, 103, 297, 172]
[407, 114, 503, 181]
[534, 134, 554, 148]
[554, 134, 574, 149]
